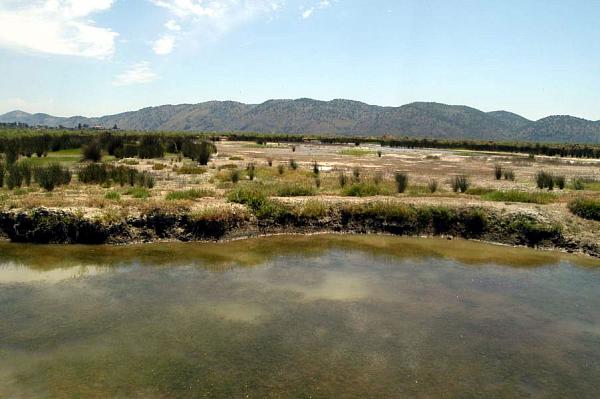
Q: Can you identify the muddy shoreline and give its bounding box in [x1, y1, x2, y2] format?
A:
[0, 205, 597, 258]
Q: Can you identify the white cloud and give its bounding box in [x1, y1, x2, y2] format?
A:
[153, 35, 175, 55]
[149, 0, 285, 45]
[0, 0, 117, 59]
[164, 19, 181, 31]
[301, 0, 331, 19]
[113, 62, 158, 86]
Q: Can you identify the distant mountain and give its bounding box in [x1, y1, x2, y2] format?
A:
[2, 99, 600, 144]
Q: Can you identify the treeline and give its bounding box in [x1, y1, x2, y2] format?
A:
[0, 132, 217, 163]
[3, 128, 600, 159]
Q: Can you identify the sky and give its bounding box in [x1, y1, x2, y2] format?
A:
[0, 0, 599, 120]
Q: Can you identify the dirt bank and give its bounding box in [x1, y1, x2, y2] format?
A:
[0, 201, 598, 258]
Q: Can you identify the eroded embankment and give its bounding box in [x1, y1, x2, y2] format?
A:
[0, 201, 598, 258]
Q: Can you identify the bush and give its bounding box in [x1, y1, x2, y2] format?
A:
[554, 175, 565, 190]
[176, 165, 206, 175]
[138, 136, 164, 159]
[536, 171, 554, 190]
[394, 171, 408, 193]
[373, 171, 383, 185]
[34, 163, 72, 191]
[246, 163, 256, 180]
[568, 198, 600, 221]
[0, 162, 4, 188]
[343, 182, 385, 197]
[79, 163, 154, 188]
[338, 172, 348, 188]
[313, 161, 319, 175]
[494, 165, 502, 180]
[230, 168, 241, 184]
[19, 161, 32, 186]
[352, 167, 361, 182]
[428, 179, 438, 193]
[104, 191, 121, 201]
[503, 169, 515, 181]
[166, 189, 214, 201]
[275, 183, 316, 197]
[267, 158, 273, 167]
[452, 175, 470, 193]
[482, 190, 556, 204]
[277, 164, 285, 175]
[6, 163, 22, 189]
[82, 141, 102, 162]
[289, 159, 298, 170]
[124, 187, 150, 199]
[572, 178, 585, 190]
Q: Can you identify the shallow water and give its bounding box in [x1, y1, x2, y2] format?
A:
[0, 235, 599, 398]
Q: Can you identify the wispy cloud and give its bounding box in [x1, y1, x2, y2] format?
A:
[0, 0, 117, 59]
[301, 0, 331, 19]
[148, 0, 285, 54]
[113, 62, 157, 86]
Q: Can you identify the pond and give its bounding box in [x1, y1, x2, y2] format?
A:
[0, 235, 599, 398]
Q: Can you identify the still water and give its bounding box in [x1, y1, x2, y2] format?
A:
[0, 235, 599, 398]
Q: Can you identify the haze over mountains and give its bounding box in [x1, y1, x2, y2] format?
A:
[2, 99, 599, 144]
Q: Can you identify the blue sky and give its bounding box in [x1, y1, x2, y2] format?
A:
[0, 0, 599, 120]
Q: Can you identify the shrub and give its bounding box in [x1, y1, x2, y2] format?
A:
[277, 164, 285, 175]
[461, 208, 488, 237]
[124, 187, 150, 199]
[275, 183, 316, 197]
[0, 162, 4, 188]
[152, 163, 167, 170]
[79, 163, 109, 184]
[503, 169, 515, 181]
[291, 145, 296, 152]
[136, 172, 155, 189]
[482, 190, 556, 204]
[572, 178, 585, 190]
[338, 172, 348, 188]
[377, 150, 382, 157]
[33, 163, 72, 191]
[343, 182, 384, 197]
[19, 161, 32, 186]
[230, 168, 241, 184]
[246, 163, 256, 181]
[428, 179, 438, 193]
[267, 158, 273, 167]
[536, 170, 554, 190]
[394, 171, 408, 193]
[568, 198, 600, 221]
[105, 191, 121, 201]
[138, 136, 164, 159]
[494, 165, 502, 180]
[6, 163, 22, 189]
[510, 217, 561, 245]
[82, 141, 102, 162]
[554, 175, 565, 190]
[452, 175, 470, 193]
[166, 189, 214, 201]
[176, 165, 207, 175]
[373, 171, 383, 185]
[352, 167, 361, 182]
[229, 156, 243, 161]
[315, 177, 321, 189]
[289, 159, 298, 170]
[313, 161, 319, 175]
[298, 200, 329, 219]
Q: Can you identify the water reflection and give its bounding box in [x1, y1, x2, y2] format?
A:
[0, 235, 598, 398]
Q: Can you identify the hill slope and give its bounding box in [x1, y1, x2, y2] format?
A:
[2, 99, 600, 143]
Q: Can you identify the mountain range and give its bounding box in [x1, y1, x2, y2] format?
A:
[2, 99, 600, 144]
